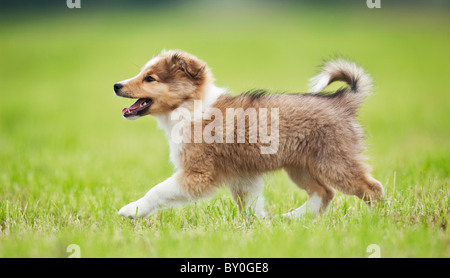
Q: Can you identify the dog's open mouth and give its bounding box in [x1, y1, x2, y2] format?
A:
[122, 98, 153, 117]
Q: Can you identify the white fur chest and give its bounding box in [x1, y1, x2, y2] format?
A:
[154, 85, 226, 170]
[154, 113, 184, 169]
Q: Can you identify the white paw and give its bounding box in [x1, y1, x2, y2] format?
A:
[255, 210, 267, 219]
[281, 207, 318, 219]
[118, 200, 149, 219]
[281, 211, 299, 219]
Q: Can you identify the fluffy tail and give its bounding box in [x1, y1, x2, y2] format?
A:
[309, 59, 373, 111]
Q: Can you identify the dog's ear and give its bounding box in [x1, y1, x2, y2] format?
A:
[170, 52, 206, 80]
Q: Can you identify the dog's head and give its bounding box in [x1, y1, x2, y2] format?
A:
[114, 50, 211, 119]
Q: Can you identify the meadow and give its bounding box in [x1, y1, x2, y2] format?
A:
[0, 2, 449, 257]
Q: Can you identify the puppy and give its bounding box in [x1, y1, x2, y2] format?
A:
[114, 50, 384, 219]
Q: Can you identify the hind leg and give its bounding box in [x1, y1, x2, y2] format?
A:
[314, 160, 384, 206]
[282, 167, 335, 219]
[351, 174, 384, 206]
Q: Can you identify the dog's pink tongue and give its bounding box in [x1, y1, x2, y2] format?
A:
[122, 99, 146, 115]
[121, 107, 130, 114]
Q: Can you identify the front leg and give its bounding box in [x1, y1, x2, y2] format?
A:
[228, 175, 266, 219]
[118, 172, 193, 219]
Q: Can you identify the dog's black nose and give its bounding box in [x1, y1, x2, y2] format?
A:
[114, 83, 123, 93]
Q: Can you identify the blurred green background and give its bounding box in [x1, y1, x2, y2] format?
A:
[0, 0, 449, 257]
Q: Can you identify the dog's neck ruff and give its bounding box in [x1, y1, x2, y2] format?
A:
[153, 84, 226, 169]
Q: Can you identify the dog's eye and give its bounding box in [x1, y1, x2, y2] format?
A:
[144, 76, 155, 82]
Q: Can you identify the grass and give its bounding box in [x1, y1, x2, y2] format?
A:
[0, 3, 449, 257]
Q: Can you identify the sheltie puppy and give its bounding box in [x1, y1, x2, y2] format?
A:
[114, 50, 383, 219]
